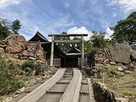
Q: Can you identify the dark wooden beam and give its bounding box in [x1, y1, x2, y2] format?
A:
[54, 40, 81, 43]
[48, 34, 88, 37]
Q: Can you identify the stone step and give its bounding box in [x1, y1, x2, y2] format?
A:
[81, 82, 88, 85]
[59, 69, 82, 102]
[56, 79, 71, 84]
[80, 91, 89, 95]
[64, 73, 73, 75]
[56, 82, 70, 84]
[18, 68, 66, 102]
[63, 75, 73, 78]
[81, 81, 88, 85]
[46, 90, 64, 94]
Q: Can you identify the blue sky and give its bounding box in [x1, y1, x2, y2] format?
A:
[0, 0, 136, 40]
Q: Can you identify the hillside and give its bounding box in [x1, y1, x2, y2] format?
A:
[88, 43, 136, 102]
[0, 34, 57, 102]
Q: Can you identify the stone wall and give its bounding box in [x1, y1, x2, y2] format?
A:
[92, 79, 128, 102]
[0, 35, 46, 63]
[94, 43, 132, 65]
[89, 43, 136, 77]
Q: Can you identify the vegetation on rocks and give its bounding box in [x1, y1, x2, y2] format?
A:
[0, 55, 26, 96]
[22, 60, 47, 76]
[0, 52, 48, 97]
[108, 67, 117, 77]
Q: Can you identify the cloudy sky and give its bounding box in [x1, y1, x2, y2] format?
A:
[0, 0, 136, 40]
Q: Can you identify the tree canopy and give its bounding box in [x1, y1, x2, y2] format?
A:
[11, 19, 21, 34]
[0, 18, 11, 40]
[113, 11, 136, 42]
[90, 31, 108, 48]
[0, 24, 10, 40]
[0, 18, 22, 40]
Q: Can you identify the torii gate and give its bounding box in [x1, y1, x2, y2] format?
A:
[48, 34, 88, 68]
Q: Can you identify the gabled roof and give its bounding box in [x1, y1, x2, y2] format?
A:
[29, 31, 49, 42]
[66, 47, 81, 53]
[65, 47, 81, 56]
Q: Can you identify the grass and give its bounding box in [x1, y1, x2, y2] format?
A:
[114, 90, 136, 96]
[22, 60, 47, 76]
[97, 71, 136, 101]
[0, 55, 26, 96]
[126, 83, 136, 88]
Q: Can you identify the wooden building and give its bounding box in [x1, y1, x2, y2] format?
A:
[29, 31, 83, 68]
[64, 47, 81, 67]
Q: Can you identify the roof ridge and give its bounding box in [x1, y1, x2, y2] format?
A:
[36, 31, 49, 42]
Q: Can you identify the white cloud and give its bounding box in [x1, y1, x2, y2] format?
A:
[0, 0, 21, 8]
[67, 26, 93, 41]
[107, 0, 136, 13]
[118, 0, 136, 13]
[107, 0, 118, 6]
[105, 27, 114, 39]
[67, 26, 114, 40]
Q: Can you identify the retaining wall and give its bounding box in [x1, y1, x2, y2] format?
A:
[91, 79, 128, 102]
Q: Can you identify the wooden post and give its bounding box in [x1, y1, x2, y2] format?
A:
[50, 35, 54, 66]
[81, 35, 84, 68]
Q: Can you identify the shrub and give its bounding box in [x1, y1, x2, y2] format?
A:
[108, 67, 117, 77]
[0, 56, 26, 96]
[22, 60, 39, 69]
[22, 60, 46, 76]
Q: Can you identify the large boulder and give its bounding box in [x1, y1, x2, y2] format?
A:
[109, 43, 131, 64]
[5, 35, 27, 53]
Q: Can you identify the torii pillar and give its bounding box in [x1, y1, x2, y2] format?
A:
[50, 35, 54, 66]
[81, 35, 84, 68]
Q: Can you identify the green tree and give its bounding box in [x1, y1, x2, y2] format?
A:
[0, 24, 10, 40]
[0, 18, 10, 27]
[84, 40, 92, 54]
[55, 32, 71, 52]
[90, 31, 107, 48]
[113, 11, 136, 42]
[0, 18, 11, 40]
[11, 19, 21, 34]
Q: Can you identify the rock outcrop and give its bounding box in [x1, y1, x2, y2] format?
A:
[5, 35, 27, 53]
[0, 34, 46, 63]
[89, 43, 136, 78]
[94, 43, 132, 65]
[109, 43, 131, 64]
